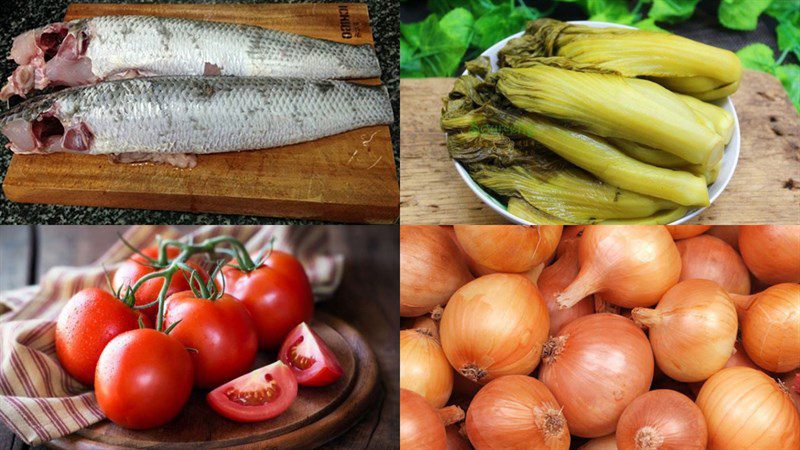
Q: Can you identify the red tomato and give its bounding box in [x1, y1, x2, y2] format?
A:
[279, 322, 343, 387]
[95, 328, 193, 429]
[207, 361, 298, 422]
[163, 291, 258, 388]
[112, 246, 207, 321]
[55, 287, 149, 386]
[219, 251, 314, 349]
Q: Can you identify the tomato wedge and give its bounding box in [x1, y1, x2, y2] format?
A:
[206, 361, 298, 422]
[278, 322, 343, 387]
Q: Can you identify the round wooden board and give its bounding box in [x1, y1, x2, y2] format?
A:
[47, 312, 380, 449]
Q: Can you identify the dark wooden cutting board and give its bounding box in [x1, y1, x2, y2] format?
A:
[2, 3, 398, 224]
[46, 313, 379, 449]
[400, 70, 800, 224]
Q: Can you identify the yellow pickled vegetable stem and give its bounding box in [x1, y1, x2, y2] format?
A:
[517, 19, 741, 100]
[507, 197, 567, 224]
[471, 164, 678, 224]
[496, 66, 724, 166]
[484, 106, 710, 206]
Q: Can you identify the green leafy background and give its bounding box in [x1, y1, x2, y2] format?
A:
[401, 0, 800, 111]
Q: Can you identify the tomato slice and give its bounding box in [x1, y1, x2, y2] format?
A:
[278, 322, 343, 387]
[206, 361, 297, 422]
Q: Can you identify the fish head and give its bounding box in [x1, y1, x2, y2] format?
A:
[1, 20, 95, 100]
[1, 96, 93, 154]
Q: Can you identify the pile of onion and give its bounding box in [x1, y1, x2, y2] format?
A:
[466, 375, 570, 449]
[453, 225, 562, 273]
[538, 314, 654, 438]
[557, 226, 681, 309]
[731, 283, 800, 373]
[738, 225, 800, 284]
[697, 367, 800, 449]
[538, 238, 594, 335]
[615, 390, 707, 450]
[675, 234, 751, 294]
[400, 329, 453, 408]
[440, 273, 550, 383]
[400, 226, 473, 317]
[632, 279, 738, 382]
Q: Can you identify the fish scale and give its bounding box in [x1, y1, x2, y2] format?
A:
[0, 76, 393, 159]
[83, 16, 381, 79]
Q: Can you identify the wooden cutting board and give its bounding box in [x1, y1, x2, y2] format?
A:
[2, 3, 398, 224]
[47, 313, 380, 449]
[401, 70, 800, 224]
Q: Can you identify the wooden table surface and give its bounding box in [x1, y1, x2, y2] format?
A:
[0, 226, 399, 450]
[400, 70, 800, 224]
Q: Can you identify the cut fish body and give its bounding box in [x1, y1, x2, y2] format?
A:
[1, 76, 393, 167]
[1, 15, 382, 99]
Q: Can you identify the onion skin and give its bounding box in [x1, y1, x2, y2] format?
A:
[400, 329, 454, 408]
[676, 235, 751, 295]
[616, 390, 707, 450]
[665, 225, 711, 240]
[539, 238, 594, 335]
[401, 226, 473, 317]
[466, 375, 570, 450]
[734, 283, 800, 373]
[739, 225, 800, 285]
[539, 314, 654, 438]
[557, 226, 681, 309]
[580, 435, 618, 450]
[697, 367, 800, 450]
[632, 279, 738, 382]
[440, 274, 550, 384]
[401, 389, 447, 450]
[454, 225, 562, 273]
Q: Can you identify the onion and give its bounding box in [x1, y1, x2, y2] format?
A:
[440, 274, 550, 384]
[400, 329, 454, 408]
[632, 279, 738, 382]
[665, 225, 711, 240]
[616, 390, 707, 450]
[466, 375, 570, 449]
[538, 238, 594, 335]
[454, 225, 562, 273]
[580, 435, 618, 450]
[410, 315, 440, 341]
[401, 226, 473, 317]
[731, 283, 800, 373]
[539, 314, 654, 438]
[688, 341, 760, 396]
[557, 226, 681, 309]
[739, 225, 800, 285]
[697, 367, 800, 449]
[675, 235, 751, 294]
[706, 225, 739, 250]
[401, 388, 447, 450]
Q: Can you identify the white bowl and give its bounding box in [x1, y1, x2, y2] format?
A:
[454, 21, 740, 224]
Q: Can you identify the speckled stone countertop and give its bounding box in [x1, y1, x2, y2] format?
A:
[0, 0, 398, 224]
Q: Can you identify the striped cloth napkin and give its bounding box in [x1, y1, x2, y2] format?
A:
[0, 225, 344, 445]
